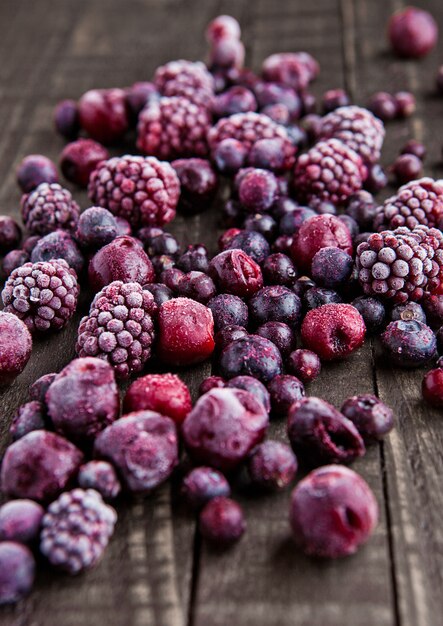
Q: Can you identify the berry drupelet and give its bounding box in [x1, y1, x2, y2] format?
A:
[77, 281, 156, 379]
[60, 138, 109, 188]
[40, 488, 117, 574]
[0, 311, 32, 385]
[182, 467, 231, 510]
[21, 182, 80, 236]
[2, 259, 79, 333]
[88, 155, 180, 229]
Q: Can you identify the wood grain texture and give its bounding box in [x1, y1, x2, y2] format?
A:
[1, 0, 443, 625]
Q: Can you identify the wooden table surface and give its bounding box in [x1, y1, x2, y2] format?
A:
[1, 0, 443, 625]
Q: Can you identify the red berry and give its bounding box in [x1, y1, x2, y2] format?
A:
[287, 348, 321, 383]
[78, 88, 129, 144]
[388, 7, 438, 58]
[292, 214, 353, 273]
[209, 249, 263, 297]
[199, 497, 245, 545]
[60, 139, 109, 188]
[422, 368, 443, 407]
[123, 373, 192, 425]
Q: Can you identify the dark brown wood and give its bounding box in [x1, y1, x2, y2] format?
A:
[1, 0, 443, 624]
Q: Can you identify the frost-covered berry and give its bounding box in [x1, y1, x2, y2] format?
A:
[78, 461, 121, 500]
[287, 349, 321, 383]
[209, 249, 263, 297]
[123, 373, 192, 425]
[238, 168, 278, 212]
[341, 394, 394, 442]
[381, 320, 436, 368]
[88, 155, 180, 229]
[78, 88, 129, 144]
[21, 183, 80, 236]
[2, 249, 29, 279]
[94, 412, 178, 493]
[200, 497, 246, 545]
[10, 401, 46, 440]
[76, 207, 119, 249]
[2, 259, 79, 333]
[40, 488, 117, 574]
[54, 99, 80, 140]
[171, 158, 218, 214]
[261, 52, 319, 90]
[0, 312, 32, 385]
[182, 467, 231, 510]
[0, 499, 44, 544]
[388, 7, 438, 58]
[154, 60, 215, 107]
[292, 214, 353, 272]
[76, 281, 156, 379]
[248, 440, 297, 490]
[220, 334, 282, 383]
[29, 372, 56, 403]
[31, 230, 84, 275]
[60, 138, 109, 187]
[0, 542, 35, 605]
[16, 155, 59, 193]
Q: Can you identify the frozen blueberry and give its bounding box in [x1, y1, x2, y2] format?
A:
[268, 374, 305, 417]
[177, 244, 209, 273]
[289, 465, 378, 558]
[287, 397, 365, 466]
[381, 320, 436, 368]
[0, 542, 35, 604]
[10, 401, 46, 441]
[219, 334, 283, 383]
[123, 373, 192, 425]
[262, 253, 298, 286]
[29, 372, 56, 404]
[345, 191, 377, 231]
[248, 440, 297, 490]
[256, 321, 295, 356]
[0, 500, 44, 544]
[391, 302, 426, 324]
[225, 230, 271, 265]
[143, 282, 173, 308]
[172, 158, 218, 215]
[303, 287, 342, 311]
[54, 99, 80, 140]
[243, 213, 277, 242]
[238, 169, 278, 212]
[341, 394, 394, 442]
[208, 294, 249, 331]
[182, 467, 231, 510]
[76, 206, 119, 249]
[215, 325, 249, 353]
[78, 461, 121, 499]
[214, 139, 247, 174]
[311, 247, 353, 289]
[352, 296, 386, 334]
[271, 196, 300, 220]
[226, 375, 271, 412]
[16, 155, 58, 193]
[178, 271, 217, 304]
[287, 349, 321, 383]
[279, 207, 316, 236]
[248, 138, 287, 172]
[249, 286, 302, 326]
[2, 249, 29, 279]
[0, 216, 21, 254]
[31, 230, 84, 275]
[199, 497, 246, 545]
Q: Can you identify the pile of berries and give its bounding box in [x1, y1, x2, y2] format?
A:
[1, 6, 443, 608]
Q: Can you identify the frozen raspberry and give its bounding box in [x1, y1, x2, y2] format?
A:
[0, 500, 44, 544]
[311, 247, 354, 289]
[261, 52, 319, 90]
[157, 297, 215, 366]
[137, 97, 210, 159]
[292, 214, 353, 272]
[388, 7, 438, 58]
[422, 368, 443, 407]
[21, 182, 80, 236]
[46, 357, 119, 444]
[182, 387, 268, 472]
[123, 373, 192, 425]
[381, 320, 436, 367]
[2, 259, 78, 333]
[78, 88, 129, 144]
[10, 401, 46, 440]
[1, 430, 83, 502]
[225, 375, 271, 412]
[171, 158, 218, 214]
[182, 467, 231, 510]
[200, 497, 245, 545]
[78, 461, 121, 500]
[206, 15, 241, 43]
[76, 281, 156, 379]
[301, 304, 366, 361]
[125, 82, 159, 123]
[268, 374, 305, 416]
[76, 206, 118, 249]
[238, 168, 278, 212]
[54, 99, 80, 140]
[341, 394, 394, 442]
[0, 312, 32, 385]
[287, 397, 365, 465]
[40, 488, 116, 574]
[16, 155, 58, 194]
[318, 106, 385, 165]
[256, 321, 295, 356]
[88, 235, 154, 290]
[208, 112, 295, 170]
[248, 440, 297, 490]
[289, 465, 378, 558]
[352, 296, 386, 334]
[60, 138, 109, 187]
[88, 155, 180, 229]
[219, 334, 282, 383]
[293, 139, 366, 207]
[94, 411, 178, 493]
[2, 250, 29, 279]
[209, 249, 263, 297]
[0, 542, 35, 605]
[213, 86, 256, 117]
[31, 230, 84, 275]
[373, 178, 443, 231]
[287, 349, 321, 383]
[356, 225, 443, 303]
[29, 372, 56, 403]
[154, 60, 214, 107]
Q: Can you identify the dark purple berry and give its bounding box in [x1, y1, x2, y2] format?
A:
[272, 234, 293, 255]
[262, 253, 298, 286]
[303, 287, 342, 311]
[224, 229, 270, 265]
[215, 325, 249, 353]
[248, 440, 297, 490]
[213, 86, 257, 117]
[31, 230, 84, 274]
[255, 82, 301, 119]
[208, 294, 249, 331]
[381, 320, 436, 367]
[271, 196, 299, 220]
[256, 321, 295, 356]
[287, 349, 321, 383]
[391, 302, 426, 324]
[311, 247, 353, 289]
[225, 375, 271, 412]
[213, 138, 247, 174]
[0, 500, 44, 544]
[178, 271, 217, 303]
[60, 139, 109, 188]
[0, 312, 32, 385]
[10, 401, 46, 441]
[125, 81, 159, 123]
[401, 139, 426, 160]
[291, 276, 316, 298]
[248, 139, 287, 172]
[219, 334, 282, 383]
[2, 250, 29, 279]
[341, 394, 394, 442]
[268, 374, 305, 416]
[279, 207, 316, 235]
[322, 88, 350, 113]
[352, 296, 386, 334]
[0, 216, 21, 254]
[368, 92, 397, 121]
[143, 282, 174, 307]
[78, 461, 121, 499]
[249, 285, 301, 326]
[16, 155, 58, 193]
[54, 99, 80, 140]
[423, 295, 443, 329]
[238, 169, 278, 212]
[172, 158, 218, 215]
[76, 206, 118, 250]
[364, 164, 388, 193]
[182, 467, 231, 510]
[177, 244, 209, 273]
[0, 542, 35, 604]
[392, 154, 422, 185]
[199, 497, 245, 545]
[345, 191, 377, 230]
[394, 91, 416, 117]
[29, 372, 56, 404]
[243, 213, 277, 242]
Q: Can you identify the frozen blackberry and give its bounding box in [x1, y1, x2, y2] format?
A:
[2, 259, 79, 333]
[21, 183, 80, 236]
[207, 112, 295, 170]
[293, 139, 366, 206]
[318, 105, 385, 165]
[40, 488, 117, 574]
[88, 155, 180, 229]
[356, 225, 443, 303]
[137, 97, 210, 159]
[373, 178, 443, 231]
[76, 281, 156, 379]
[154, 60, 214, 107]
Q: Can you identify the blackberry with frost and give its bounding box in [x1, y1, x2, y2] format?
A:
[319, 106, 385, 165]
[21, 183, 80, 236]
[356, 225, 443, 303]
[88, 155, 180, 229]
[373, 178, 443, 231]
[2, 259, 79, 333]
[153, 60, 214, 107]
[40, 488, 116, 575]
[76, 281, 156, 379]
[208, 112, 295, 170]
[137, 97, 210, 159]
[293, 138, 366, 206]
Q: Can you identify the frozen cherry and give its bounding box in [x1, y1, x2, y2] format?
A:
[381, 320, 436, 368]
[157, 297, 215, 366]
[301, 304, 366, 361]
[388, 7, 438, 58]
[182, 467, 231, 510]
[392, 154, 422, 185]
[341, 394, 394, 442]
[248, 440, 297, 490]
[182, 387, 268, 472]
[268, 374, 305, 417]
[287, 397, 365, 466]
[289, 465, 378, 558]
[0, 312, 32, 386]
[219, 334, 282, 383]
[422, 368, 443, 407]
[123, 373, 192, 425]
[287, 349, 321, 384]
[199, 497, 246, 545]
[78, 88, 129, 144]
[60, 139, 109, 187]
[209, 249, 263, 298]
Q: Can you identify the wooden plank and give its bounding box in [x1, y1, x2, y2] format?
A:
[191, 1, 396, 625]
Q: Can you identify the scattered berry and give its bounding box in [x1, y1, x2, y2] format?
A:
[0, 311, 32, 385]
[248, 440, 297, 490]
[76, 206, 119, 250]
[182, 467, 231, 510]
[0, 542, 35, 605]
[381, 320, 436, 367]
[422, 368, 443, 407]
[220, 334, 283, 383]
[256, 321, 296, 356]
[199, 497, 246, 545]
[60, 138, 109, 187]
[10, 401, 46, 440]
[78, 88, 129, 144]
[172, 158, 218, 214]
[341, 394, 394, 442]
[287, 349, 321, 383]
[31, 230, 84, 275]
[16, 155, 58, 193]
[292, 214, 353, 273]
[208, 294, 249, 331]
[311, 246, 353, 289]
[388, 7, 438, 58]
[123, 373, 192, 425]
[392, 154, 422, 185]
[209, 249, 263, 297]
[268, 374, 305, 416]
[0, 499, 44, 544]
[54, 99, 80, 140]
